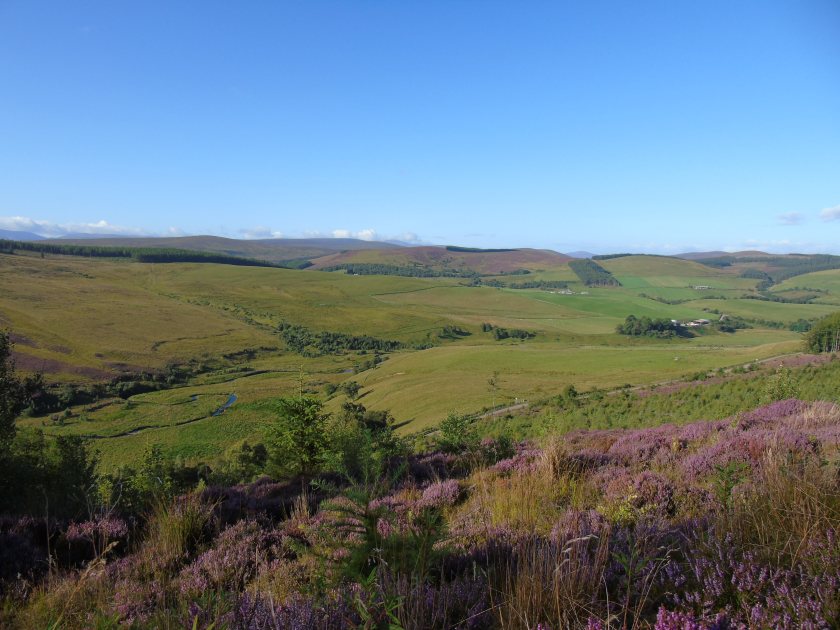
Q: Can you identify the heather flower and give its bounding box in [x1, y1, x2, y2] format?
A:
[178, 519, 286, 597]
[667, 528, 840, 628]
[681, 427, 816, 480]
[607, 425, 679, 465]
[202, 476, 308, 523]
[112, 576, 169, 625]
[654, 607, 726, 629]
[376, 518, 393, 538]
[65, 516, 128, 544]
[631, 471, 676, 515]
[737, 399, 805, 430]
[678, 420, 728, 445]
[418, 479, 461, 509]
[407, 452, 458, 484]
[490, 452, 539, 474]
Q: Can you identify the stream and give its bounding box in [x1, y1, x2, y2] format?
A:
[94, 393, 239, 439]
[212, 393, 238, 416]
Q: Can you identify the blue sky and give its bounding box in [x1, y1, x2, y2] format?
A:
[1, 1, 839, 253]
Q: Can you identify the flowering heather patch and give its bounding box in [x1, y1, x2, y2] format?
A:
[665, 528, 840, 628]
[407, 452, 458, 484]
[736, 398, 806, 429]
[653, 608, 728, 629]
[607, 425, 679, 465]
[112, 575, 169, 625]
[677, 419, 728, 444]
[178, 519, 287, 597]
[418, 479, 461, 509]
[65, 516, 129, 544]
[201, 476, 309, 523]
[681, 426, 816, 480]
[6, 398, 840, 628]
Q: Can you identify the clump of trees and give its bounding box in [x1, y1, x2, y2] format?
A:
[267, 396, 407, 485]
[806, 312, 840, 353]
[476, 279, 568, 290]
[568, 259, 621, 287]
[322, 263, 477, 278]
[439, 325, 470, 340]
[444, 245, 516, 253]
[617, 315, 683, 338]
[481, 323, 535, 340]
[277, 321, 403, 357]
[714, 316, 752, 333]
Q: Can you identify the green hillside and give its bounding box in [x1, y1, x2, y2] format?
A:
[5, 250, 838, 469]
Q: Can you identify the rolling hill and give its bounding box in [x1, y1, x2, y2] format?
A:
[309, 245, 573, 275]
[42, 235, 402, 265]
[5, 247, 839, 469]
[0, 229, 45, 241]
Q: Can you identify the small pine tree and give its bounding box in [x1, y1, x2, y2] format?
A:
[268, 396, 330, 478]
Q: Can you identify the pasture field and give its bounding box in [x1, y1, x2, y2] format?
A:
[349, 335, 800, 428]
[683, 297, 838, 322]
[4, 250, 837, 470]
[771, 269, 840, 303]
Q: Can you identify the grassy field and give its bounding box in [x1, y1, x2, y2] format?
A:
[0, 254, 279, 381]
[5, 251, 837, 470]
[771, 269, 840, 303]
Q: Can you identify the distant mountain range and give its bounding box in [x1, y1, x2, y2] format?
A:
[0, 229, 46, 241]
[5, 230, 821, 265]
[676, 250, 773, 260]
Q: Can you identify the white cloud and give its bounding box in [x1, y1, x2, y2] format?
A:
[394, 232, 422, 243]
[777, 212, 805, 226]
[0, 215, 152, 237]
[331, 228, 378, 241]
[239, 226, 284, 239]
[820, 205, 840, 222]
[355, 229, 377, 241]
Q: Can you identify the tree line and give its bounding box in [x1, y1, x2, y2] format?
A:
[481, 322, 536, 340]
[478, 279, 569, 290]
[702, 254, 840, 286]
[616, 315, 683, 338]
[0, 238, 284, 268]
[322, 263, 479, 278]
[277, 321, 405, 357]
